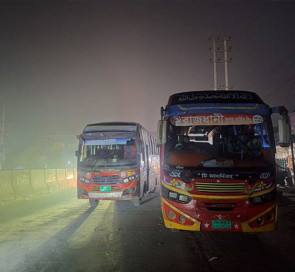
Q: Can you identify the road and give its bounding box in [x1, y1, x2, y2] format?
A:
[0, 188, 295, 272]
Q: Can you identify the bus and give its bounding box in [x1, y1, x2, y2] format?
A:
[76, 122, 159, 207]
[157, 90, 290, 232]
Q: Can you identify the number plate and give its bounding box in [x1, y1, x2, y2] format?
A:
[100, 186, 111, 192]
[89, 192, 123, 198]
[212, 220, 232, 229]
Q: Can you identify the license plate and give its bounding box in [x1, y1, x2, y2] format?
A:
[212, 220, 232, 229]
[89, 192, 123, 198]
[100, 186, 111, 192]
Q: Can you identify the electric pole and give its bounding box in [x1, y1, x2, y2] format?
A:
[0, 106, 5, 169]
[209, 37, 232, 90]
[1, 105, 5, 145]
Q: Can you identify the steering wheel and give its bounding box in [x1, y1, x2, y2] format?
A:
[246, 137, 262, 157]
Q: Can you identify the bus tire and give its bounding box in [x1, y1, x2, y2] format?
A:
[133, 197, 142, 207]
[89, 199, 99, 208]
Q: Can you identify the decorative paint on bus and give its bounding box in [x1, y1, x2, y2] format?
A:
[158, 90, 290, 232]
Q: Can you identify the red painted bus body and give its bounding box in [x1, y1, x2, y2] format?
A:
[76, 122, 159, 207]
[157, 90, 290, 232]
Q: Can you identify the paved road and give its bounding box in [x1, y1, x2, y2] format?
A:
[0, 188, 294, 272]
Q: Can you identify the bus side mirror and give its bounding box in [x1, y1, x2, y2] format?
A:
[157, 120, 167, 145]
[75, 150, 79, 157]
[278, 118, 290, 147]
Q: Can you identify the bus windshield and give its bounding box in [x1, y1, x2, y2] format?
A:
[78, 136, 137, 168]
[165, 120, 272, 169]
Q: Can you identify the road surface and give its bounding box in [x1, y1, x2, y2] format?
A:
[0, 188, 294, 272]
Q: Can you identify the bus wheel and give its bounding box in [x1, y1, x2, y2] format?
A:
[89, 199, 99, 208]
[133, 197, 142, 207]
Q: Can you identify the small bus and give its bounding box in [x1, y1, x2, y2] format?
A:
[76, 122, 159, 207]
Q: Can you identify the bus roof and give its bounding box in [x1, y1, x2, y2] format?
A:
[167, 90, 265, 106]
[83, 122, 139, 133]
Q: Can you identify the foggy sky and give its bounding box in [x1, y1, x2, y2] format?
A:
[1, 1, 295, 149]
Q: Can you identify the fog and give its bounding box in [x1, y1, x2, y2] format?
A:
[1, 1, 295, 168]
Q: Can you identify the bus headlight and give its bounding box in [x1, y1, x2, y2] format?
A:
[250, 189, 276, 205]
[164, 186, 191, 204]
[79, 177, 92, 184]
[168, 191, 178, 199]
[121, 174, 139, 184]
[179, 194, 189, 202]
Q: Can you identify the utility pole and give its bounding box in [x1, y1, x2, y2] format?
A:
[209, 37, 232, 90]
[1, 105, 5, 145]
[224, 38, 230, 90]
[0, 106, 5, 169]
[212, 39, 217, 90]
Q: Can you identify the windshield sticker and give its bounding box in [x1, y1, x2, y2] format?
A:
[170, 114, 264, 126]
[260, 172, 271, 179]
[169, 170, 181, 178]
[84, 138, 131, 146]
[199, 173, 235, 179]
[253, 115, 264, 123]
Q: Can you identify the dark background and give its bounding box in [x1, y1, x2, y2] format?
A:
[1, 0, 295, 166]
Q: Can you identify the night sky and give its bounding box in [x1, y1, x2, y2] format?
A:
[1, 1, 295, 149]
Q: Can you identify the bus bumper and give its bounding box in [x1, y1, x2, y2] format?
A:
[161, 197, 277, 232]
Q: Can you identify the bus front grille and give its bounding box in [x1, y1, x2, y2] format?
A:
[195, 182, 244, 193]
[204, 202, 236, 211]
[93, 175, 120, 184]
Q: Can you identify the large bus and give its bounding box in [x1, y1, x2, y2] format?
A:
[76, 122, 159, 207]
[157, 90, 290, 232]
